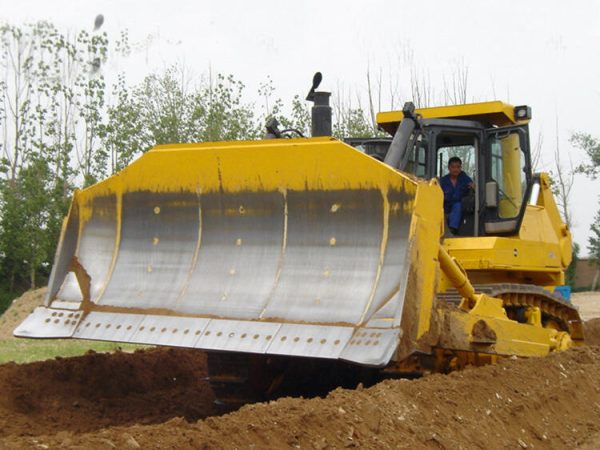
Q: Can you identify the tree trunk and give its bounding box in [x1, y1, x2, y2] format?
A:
[30, 265, 36, 289]
[9, 270, 15, 292]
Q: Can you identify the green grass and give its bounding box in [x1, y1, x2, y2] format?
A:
[0, 338, 146, 364]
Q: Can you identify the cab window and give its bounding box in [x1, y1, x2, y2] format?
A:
[404, 133, 428, 177]
[435, 133, 477, 180]
[489, 131, 527, 219]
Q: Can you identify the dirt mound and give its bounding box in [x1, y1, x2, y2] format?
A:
[585, 318, 600, 346]
[572, 291, 600, 321]
[0, 347, 214, 439]
[1, 345, 600, 449]
[1, 292, 599, 449]
[0, 288, 46, 339]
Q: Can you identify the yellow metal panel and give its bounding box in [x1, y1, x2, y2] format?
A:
[443, 236, 563, 271]
[519, 205, 560, 245]
[78, 137, 417, 198]
[376, 101, 526, 134]
[74, 137, 422, 234]
[440, 296, 558, 357]
[533, 173, 572, 268]
[407, 180, 445, 340]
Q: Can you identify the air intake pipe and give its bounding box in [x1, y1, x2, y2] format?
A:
[384, 102, 417, 170]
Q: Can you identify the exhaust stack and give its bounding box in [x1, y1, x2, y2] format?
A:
[306, 72, 332, 137]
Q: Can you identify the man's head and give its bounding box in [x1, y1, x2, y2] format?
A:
[447, 156, 462, 177]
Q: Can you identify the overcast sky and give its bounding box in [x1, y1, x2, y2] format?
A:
[2, 0, 600, 254]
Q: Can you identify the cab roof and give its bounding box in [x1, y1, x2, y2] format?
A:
[376, 101, 528, 135]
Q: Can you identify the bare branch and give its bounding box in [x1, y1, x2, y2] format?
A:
[552, 114, 575, 228]
[531, 129, 543, 172]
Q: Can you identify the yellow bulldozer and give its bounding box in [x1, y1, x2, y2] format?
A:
[15, 74, 583, 405]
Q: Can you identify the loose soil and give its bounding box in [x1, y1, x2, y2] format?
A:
[0, 292, 598, 449]
[0, 288, 46, 339]
[572, 291, 600, 321]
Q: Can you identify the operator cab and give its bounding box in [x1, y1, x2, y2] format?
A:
[296, 74, 530, 238]
[372, 101, 533, 237]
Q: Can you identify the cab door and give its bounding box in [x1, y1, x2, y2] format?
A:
[427, 126, 483, 237]
[482, 125, 532, 235]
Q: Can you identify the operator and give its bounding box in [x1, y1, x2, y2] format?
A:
[440, 156, 473, 235]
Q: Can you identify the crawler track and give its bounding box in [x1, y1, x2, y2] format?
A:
[437, 283, 584, 341]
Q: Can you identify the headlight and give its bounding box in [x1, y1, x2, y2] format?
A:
[514, 105, 532, 121]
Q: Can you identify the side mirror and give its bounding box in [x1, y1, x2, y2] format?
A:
[485, 181, 498, 208]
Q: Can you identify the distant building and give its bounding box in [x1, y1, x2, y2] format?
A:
[574, 258, 600, 291]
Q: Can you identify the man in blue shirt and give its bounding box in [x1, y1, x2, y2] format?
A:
[440, 156, 474, 235]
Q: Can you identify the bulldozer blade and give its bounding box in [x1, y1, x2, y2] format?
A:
[15, 137, 424, 367]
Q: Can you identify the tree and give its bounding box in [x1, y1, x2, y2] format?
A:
[333, 107, 374, 138]
[257, 78, 310, 137]
[571, 131, 600, 290]
[0, 23, 35, 182]
[101, 65, 260, 165]
[199, 73, 258, 142]
[571, 132, 600, 178]
[0, 21, 114, 300]
[99, 73, 145, 173]
[530, 130, 543, 172]
[565, 242, 580, 289]
[589, 210, 600, 263]
[281, 95, 310, 137]
[550, 116, 575, 229]
[332, 84, 381, 138]
[442, 60, 469, 105]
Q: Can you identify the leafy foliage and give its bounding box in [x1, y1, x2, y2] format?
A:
[333, 107, 374, 139]
[571, 132, 600, 179]
[565, 242, 579, 288]
[571, 131, 600, 266]
[589, 209, 600, 265]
